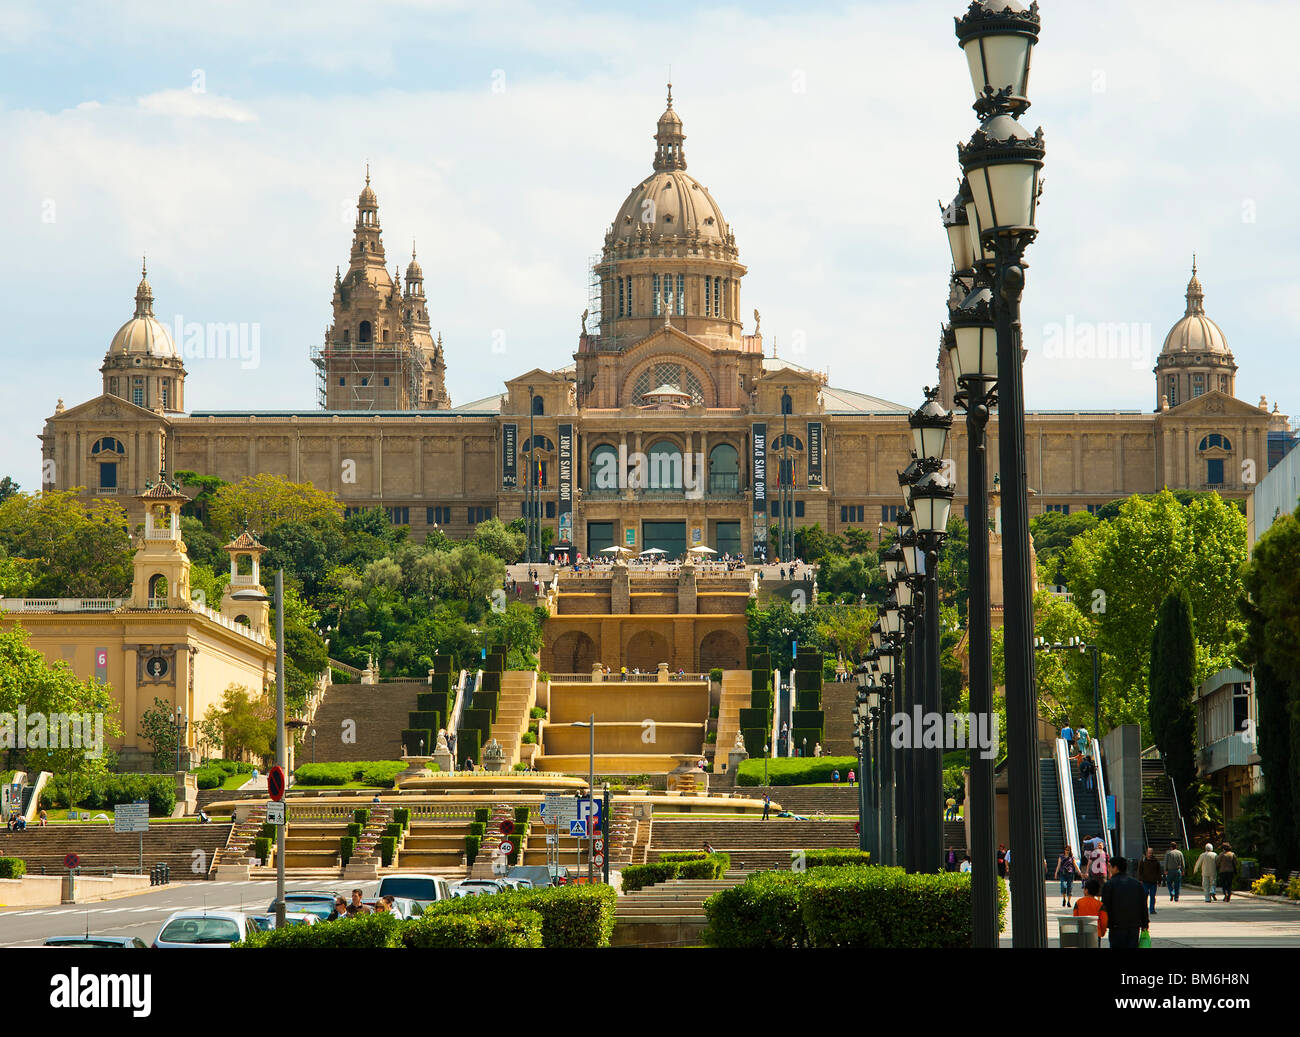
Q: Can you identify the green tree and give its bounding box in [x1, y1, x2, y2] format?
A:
[174, 471, 226, 525]
[208, 473, 343, 539]
[180, 516, 224, 570]
[484, 603, 547, 670]
[1239, 509, 1300, 873]
[747, 598, 822, 672]
[1148, 589, 1199, 819]
[937, 515, 970, 621]
[815, 603, 877, 665]
[841, 527, 876, 555]
[0, 490, 133, 597]
[472, 518, 525, 564]
[139, 696, 181, 770]
[210, 684, 275, 762]
[430, 545, 504, 619]
[0, 477, 20, 504]
[1030, 510, 1098, 586]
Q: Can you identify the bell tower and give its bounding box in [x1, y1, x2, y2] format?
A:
[219, 531, 270, 637]
[130, 476, 192, 610]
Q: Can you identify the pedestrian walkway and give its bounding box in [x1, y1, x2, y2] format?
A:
[1000, 880, 1300, 947]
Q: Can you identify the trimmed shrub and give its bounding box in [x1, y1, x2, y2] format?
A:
[465, 835, 480, 866]
[340, 836, 356, 864]
[352, 808, 370, 825]
[474, 807, 490, 823]
[798, 849, 871, 868]
[401, 911, 543, 949]
[704, 871, 807, 948]
[0, 858, 27, 879]
[622, 853, 728, 891]
[795, 691, 821, 711]
[379, 836, 398, 867]
[513, 806, 530, 825]
[295, 761, 409, 787]
[458, 729, 483, 767]
[709, 668, 724, 683]
[738, 708, 768, 730]
[1288, 875, 1300, 901]
[657, 851, 708, 862]
[736, 756, 857, 786]
[469, 822, 486, 839]
[384, 822, 402, 839]
[358, 762, 407, 789]
[401, 728, 434, 757]
[236, 912, 403, 949]
[347, 822, 363, 839]
[44, 773, 175, 816]
[423, 885, 617, 949]
[392, 807, 411, 831]
[253, 836, 273, 863]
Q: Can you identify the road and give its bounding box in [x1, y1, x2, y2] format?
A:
[0, 879, 383, 947]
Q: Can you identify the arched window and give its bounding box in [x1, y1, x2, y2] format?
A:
[781, 392, 793, 415]
[589, 444, 619, 492]
[772, 433, 804, 452]
[148, 574, 168, 601]
[359, 321, 372, 343]
[708, 443, 739, 494]
[91, 437, 126, 455]
[1198, 434, 1232, 452]
[531, 395, 544, 416]
[648, 439, 683, 489]
[1192, 373, 1205, 398]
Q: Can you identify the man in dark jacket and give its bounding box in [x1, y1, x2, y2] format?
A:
[1136, 847, 1163, 915]
[1101, 856, 1150, 948]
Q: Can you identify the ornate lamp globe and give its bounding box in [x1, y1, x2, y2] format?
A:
[909, 469, 956, 536]
[876, 649, 896, 678]
[880, 541, 904, 584]
[870, 619, 883, 651]
[897, 519, 923, 577]
[954, 0, 1040, 118]
[880, 593, 903, 636]
[893, 570, 915, 609]
[958, 114, 1045, 238]
[949, 285, 997, 382]
[942, 182, 975, 277]
[855, 662, 872, 690]
[909, 389, 953, 462]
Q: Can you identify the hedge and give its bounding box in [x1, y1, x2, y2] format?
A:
[340, 836, 356, 864]
[513, 806, 530, 824]
[622, 852, 730, 891]
[474, 808, 490, 823]
[293, 761, 409, 787]
[401, 912, 543, 949]
[352, 808, 369, 825]
[43, 773, 176, 816]
[423, 885, 617, 949]
[797, 849, 871, 868]
[0, 858, 27, 879]
[379, 836, 398, 867]
[384, 822, 402, 839]
[736, 756, 857, 786]
[392, 807, 411, 830]
[469, 822, 486, 838]
[657, 851, 709, 862]
[236, 912, 403, 949]
[347, 822, 363, 839]
[401, 728, 434, 757]
[704, 866, 1008, 948]
[465, 835, 480, 866]
[253, 837, 273, 863]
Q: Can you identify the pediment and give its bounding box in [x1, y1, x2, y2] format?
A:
[504, 368, 568, 388]
[1160, 391, 1265, 422]
[47, 393, 169, 426]
[618, 324, 712, 366]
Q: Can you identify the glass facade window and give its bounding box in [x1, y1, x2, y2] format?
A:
[1207, 458, 1224, 484]
[676, 274, 685, 315]
[652, 274, 661, 316]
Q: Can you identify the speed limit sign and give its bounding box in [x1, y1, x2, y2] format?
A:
[498, 840, 514, 856]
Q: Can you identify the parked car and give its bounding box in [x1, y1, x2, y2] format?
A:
[358, 897, 420, 919]
[451, 879, 507, 898]
[498, 877, 533, 890]
[152, 911, 249, 948]
[245, 912, 319, 932]
[376, 875, 451, 911]
[269, 891, 343, 920]
[44, 935, 148, 948]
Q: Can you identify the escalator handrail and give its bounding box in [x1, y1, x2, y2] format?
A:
[1054, 738, 1084, 867]
[1091, 741, 1113, 857]
[771, 669, 781, 760]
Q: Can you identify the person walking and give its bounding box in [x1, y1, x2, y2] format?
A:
[1101, 856, 1149, 948]
[1163, 841, 1185, 902]
[1136, 846, 1163, 915]
[997, 844, 1008, 879]
[1087, 841, 1110, 885]
[1216, 842, 1238, 902]
[762, 793, 771, 821]
[847, 769, 856, 787]
[831, 768, 841, 786]
[1054, 845, 1080, 907]
[1195, 843, 1219, 902]
[1061, 722, 1075, 754]
[945, 796, 958, 821]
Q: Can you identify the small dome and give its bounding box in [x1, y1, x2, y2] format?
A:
[406, 243, 423, 281]
[1160, 259, 1230, 356]
[359, 166, 377, 208]
[108, 259, 178, 358]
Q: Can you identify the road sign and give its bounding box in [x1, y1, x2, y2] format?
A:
[854, 821, 860, 834]
[64, 853, 80, 870]
[113, 802, 149, 833]
[267, 765, 286, 802]
[266, 802, 286, 826]
[499, 819, 515, 835]
[540, 799, 576, 821]
[576, 798, 602, 826]
[569, 819, 587, 838]
[594, 838, 604, 852]
[593, 853, 604, 868]
[498, 840, 514, 856]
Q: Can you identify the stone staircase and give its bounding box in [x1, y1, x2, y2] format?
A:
[736, 786, 856, 814]
[309, 680, 425, 763]
[398, 819, 475, 871]
[647, 819, 859, 872]
[213, 805, 269, 871]
[0, 821, 233, 878]
[820, 679, 856, 757]
[714, 670, 753, 775]
[489, 671, 538, 767]
[469, 804, 519, 879]
[612, 874, 748, 947]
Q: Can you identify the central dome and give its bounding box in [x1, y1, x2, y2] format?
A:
[605, 85, 734, 253]
[108, 261, 178, 358]
[1161, 261, 1230, 356]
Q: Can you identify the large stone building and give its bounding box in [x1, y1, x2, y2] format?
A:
[39, 89, 1297, 560]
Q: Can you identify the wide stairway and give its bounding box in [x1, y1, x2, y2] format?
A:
[647, 819, 858, 871]
[1141, 756, 1184, 849]
[613, 874, 747, 947]
[398, 818, 476, 872]
[488, 671, 538, 768]
[820, 678, 856, 757]
[0, 822, 232, 878]
[310, 679, 425, 763]
[713, 671, 753, 776]
[735, 786, 854, 815]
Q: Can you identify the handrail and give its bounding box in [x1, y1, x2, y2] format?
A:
[1091, 741, 1113, 857]
[771, 669, 781, 759]
[1169, 773, 1189, 851]
[446, 669, 469, 769]
[1054, 738, 1083, 866]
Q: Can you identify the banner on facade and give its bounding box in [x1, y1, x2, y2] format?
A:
[752, 423, 768, 560]
[807, 421, 823, 487]
[502, 423, 517, 488]
[557, 423, 574, 545]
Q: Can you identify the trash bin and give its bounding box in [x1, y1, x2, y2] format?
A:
[1058, 915, 1099, 948]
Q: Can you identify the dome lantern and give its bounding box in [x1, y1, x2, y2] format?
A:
[653, 82, 687, 172]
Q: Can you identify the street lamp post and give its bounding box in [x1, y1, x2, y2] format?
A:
[174, 706, 187, 775]
[527, 384, 536, 565]
[311, 727, 317, 765]
[1035, 636, 1102, 739]
[571, 715, 597, 884]
[946, 271, 1000, 947]
[231, 571, 287, 928]
[955, 0, 1046, 948]
[875, 648, 898, 866]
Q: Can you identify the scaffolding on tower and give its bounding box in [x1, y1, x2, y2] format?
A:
[310, 337, 424, 411]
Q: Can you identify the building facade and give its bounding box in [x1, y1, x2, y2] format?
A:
[39, 89, 1297, 553]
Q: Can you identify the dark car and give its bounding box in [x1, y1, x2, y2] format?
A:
[44, 936, 148, 949]
[268, 891, 343, 920]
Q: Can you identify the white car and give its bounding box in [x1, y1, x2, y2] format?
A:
[152, 910, 249, 948]
[451, 879, 507, 898]
[245, 912, 319, 932]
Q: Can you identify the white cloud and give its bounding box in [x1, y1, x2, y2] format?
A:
[137, 89, 257, 123]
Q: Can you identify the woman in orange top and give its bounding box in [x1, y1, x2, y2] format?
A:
[1073, 877, 1108, 938]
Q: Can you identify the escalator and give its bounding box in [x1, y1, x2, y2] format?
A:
[1039, 757, 1065, 875]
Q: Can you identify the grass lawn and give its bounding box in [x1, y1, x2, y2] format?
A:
[43, 810, 218, 824]
[293, 781, 389, 790]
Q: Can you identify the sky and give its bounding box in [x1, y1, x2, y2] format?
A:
[2, 0, 1298, 489]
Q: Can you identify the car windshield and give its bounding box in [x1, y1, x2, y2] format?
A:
[285, 898, 336, 918]
[159, 918, 241, 944]
[378, 879, 439, 900]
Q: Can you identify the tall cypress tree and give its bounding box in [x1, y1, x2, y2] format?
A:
[1148, 589, 1198, 821]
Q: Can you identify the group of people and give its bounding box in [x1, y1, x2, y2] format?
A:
[1054, 835, 1113, 907]
[1060, 722, 1092, 758]
[4, 809, 46, 831]
[327, 889, 403, 921]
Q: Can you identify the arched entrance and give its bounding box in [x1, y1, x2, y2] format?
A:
[625, 629, 669, 672]
[699, 630, 743, 671]
[551, 630, 597, 673]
